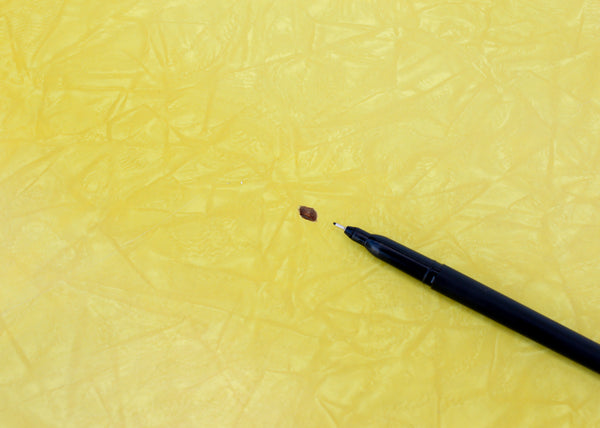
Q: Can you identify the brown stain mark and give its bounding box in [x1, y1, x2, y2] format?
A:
[299, 206, 317, 222]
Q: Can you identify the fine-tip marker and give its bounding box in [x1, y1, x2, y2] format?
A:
[333, 222, 600, 374]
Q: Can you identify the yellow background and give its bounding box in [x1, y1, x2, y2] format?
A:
[2, 0, 600, 426]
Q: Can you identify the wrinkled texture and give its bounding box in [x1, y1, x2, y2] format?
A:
[2, 0, 600, 426]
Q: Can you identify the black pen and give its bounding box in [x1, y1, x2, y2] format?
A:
[333, 222, 600, 374]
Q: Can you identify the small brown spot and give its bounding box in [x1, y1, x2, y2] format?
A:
[299, 206, 317, 222]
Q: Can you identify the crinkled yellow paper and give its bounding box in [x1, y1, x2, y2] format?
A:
[2, 0, 600, 426]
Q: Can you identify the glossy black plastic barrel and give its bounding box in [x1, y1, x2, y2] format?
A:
[343, 226, 600, 374]
[432, 264, 600, 374]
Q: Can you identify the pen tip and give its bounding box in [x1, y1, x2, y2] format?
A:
[333, 222, 346, 231]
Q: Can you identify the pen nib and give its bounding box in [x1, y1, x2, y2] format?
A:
[333, 222, 346, 231]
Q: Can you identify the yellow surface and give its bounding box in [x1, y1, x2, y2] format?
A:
[2, 0, 600, 426]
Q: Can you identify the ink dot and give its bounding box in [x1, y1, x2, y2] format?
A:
[299, 206, 317, 222]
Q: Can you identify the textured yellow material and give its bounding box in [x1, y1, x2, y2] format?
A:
[2, 0, 600, 426]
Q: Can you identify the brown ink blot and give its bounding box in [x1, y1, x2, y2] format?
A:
[299, 206, 317, 222]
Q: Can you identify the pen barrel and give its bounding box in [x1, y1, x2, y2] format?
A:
[365, 236, 442, 283]
[431, 265, 600, 374]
